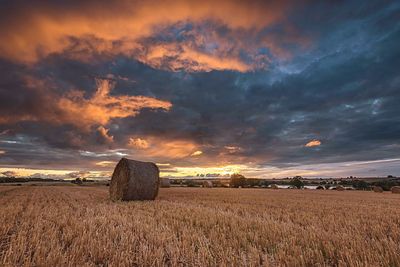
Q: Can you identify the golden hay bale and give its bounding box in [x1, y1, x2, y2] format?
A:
[202, 181, 213, 188]
[372, 186, 383, 193]
[391, 186, 400, 194]
[336, 185, 345, 191]
[270, 184, 279, 189]
[160, 178, 170, 188]
[110, 158, 159, 201]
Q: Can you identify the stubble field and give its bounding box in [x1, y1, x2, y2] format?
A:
[0, 185, 399, 266]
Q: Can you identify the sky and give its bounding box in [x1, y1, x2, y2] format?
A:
[0, 0, 399, 179]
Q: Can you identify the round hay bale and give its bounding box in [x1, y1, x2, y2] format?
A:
[160, 178, 170, 188]
[335, 185, 345, 191]
[372, 186, 383, 193]
[391, 186, 400, 194]
[110, 158, 159, 201]
[202, 181, 213, 188]
[270, 184, 279, 189]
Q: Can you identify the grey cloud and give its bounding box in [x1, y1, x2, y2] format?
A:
[0, 0, 399, 176]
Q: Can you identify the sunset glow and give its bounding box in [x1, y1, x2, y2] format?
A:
[0, 1, 399, 179]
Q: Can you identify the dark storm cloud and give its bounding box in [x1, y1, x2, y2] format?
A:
[0, 0, 399, 176]
[112, 1, 400, 168]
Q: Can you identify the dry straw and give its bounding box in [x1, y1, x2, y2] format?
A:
[372, 186, 383, 193]
[1, 186, 400, 266]
[336, 185, 345, 191]
[110, 158, 159, 201]
[391, 186, 400, 194]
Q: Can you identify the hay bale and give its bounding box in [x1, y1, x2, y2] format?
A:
[160, 178, 170, 188]
[270, 184, 279, 189]
[110, 158, 159, 201]
[391, 186, 400, 194]
[335, 185, 345, 191]
[202, 181, 213, 188]
[372, 186, 383, 193]
[316, 185, 324, 190]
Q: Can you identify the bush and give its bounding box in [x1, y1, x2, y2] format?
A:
[246, 179, 260, 188]
[290, 178, 304, 189]
[372, 180, 399, 191]
[73, 178, 83, 185]
[352, 180, 369, 190]
[230, 174, 246, 188]
[186, 180, 198, 187]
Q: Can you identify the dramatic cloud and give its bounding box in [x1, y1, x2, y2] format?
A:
[128, 136, 200, 160]
[56, 78, 172, 129]
[0, 0, 307, 72]
[0, 75, 171, 131]
[0, 1, 399, 178]
[96, 126, 114, 144]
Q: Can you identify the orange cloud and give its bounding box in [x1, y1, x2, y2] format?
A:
[305, 140, 321, 147]
[57, 79, 172, 129]
[0, 1, 307, 72]
[191, 150, 203, 156]
[0, 78, 172, 131]
[128, 136, 199, 159]
[138, 43, 252, 72]
[1, 170, 19, 177]
[95, 161, 116, 167]
[97, 126, 114, 143]
[128, 138, 150, 149]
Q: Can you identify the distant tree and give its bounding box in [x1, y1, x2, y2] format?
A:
[186, 180, 197, 187]
[212, 180, 222, 187]
[230, 174, 246, 188]
[246, 178, 260, 188]
[75, 178, 83, 185]
[258, 180, 269, 188]
[352, 180, 369, 190]
[290, 178, 304, 189]
[373, 180, 399, 191]
[325, 184, 331, 190]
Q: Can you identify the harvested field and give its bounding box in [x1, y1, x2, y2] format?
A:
[0, 186, 399, 266]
